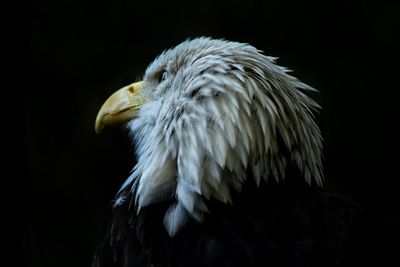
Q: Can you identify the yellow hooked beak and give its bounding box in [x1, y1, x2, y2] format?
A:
[95, 81, 146, 133]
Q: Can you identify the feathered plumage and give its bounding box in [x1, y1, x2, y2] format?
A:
[93, 37, 399, 267]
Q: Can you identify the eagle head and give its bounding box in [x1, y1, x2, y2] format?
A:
[95, 37, 323, 236]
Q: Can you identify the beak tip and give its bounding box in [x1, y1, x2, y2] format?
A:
[95, 120, 103, 134]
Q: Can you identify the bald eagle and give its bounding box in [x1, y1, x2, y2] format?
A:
[93, 38, 397, 267]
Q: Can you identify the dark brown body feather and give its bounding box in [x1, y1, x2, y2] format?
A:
[93, 170, 399, 267]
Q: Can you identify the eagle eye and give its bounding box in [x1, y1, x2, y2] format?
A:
[159, 70, 168, 83]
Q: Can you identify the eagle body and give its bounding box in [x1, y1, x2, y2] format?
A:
[95, 177, 360, 267]
[93, 38, 398, 267]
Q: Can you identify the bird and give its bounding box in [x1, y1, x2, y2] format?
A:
[93, 37, 399, 267]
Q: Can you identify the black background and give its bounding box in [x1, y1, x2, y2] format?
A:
[4, 0, 399, 266]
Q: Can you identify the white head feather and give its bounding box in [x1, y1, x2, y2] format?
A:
[116, 37, 323, 236]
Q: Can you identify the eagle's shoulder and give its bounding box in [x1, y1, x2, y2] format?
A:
[93, 177, 362, 267]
